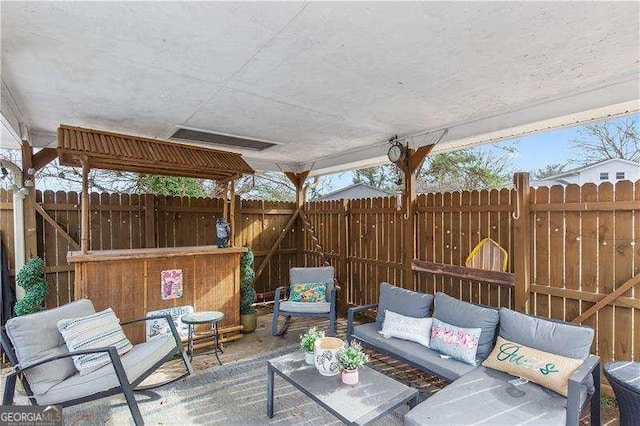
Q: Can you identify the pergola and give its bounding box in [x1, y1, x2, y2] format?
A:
[1, 2, 639, 290]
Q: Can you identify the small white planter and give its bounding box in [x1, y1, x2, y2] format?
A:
[304, 351, 315, 365]
[341, 369, 359, 385]
[314, 337, 344, 376]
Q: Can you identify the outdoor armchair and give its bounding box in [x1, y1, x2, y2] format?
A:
[1, 299, 193, 426]
[272, 266, 337, 336]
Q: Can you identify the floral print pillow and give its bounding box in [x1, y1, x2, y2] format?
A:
[430, 318, 482, 365]
[289, 283, 327, 303]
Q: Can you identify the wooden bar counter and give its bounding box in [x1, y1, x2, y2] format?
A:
[68, 246, 248, 343]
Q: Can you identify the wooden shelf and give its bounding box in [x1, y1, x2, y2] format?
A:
[67, 245, 247, 262]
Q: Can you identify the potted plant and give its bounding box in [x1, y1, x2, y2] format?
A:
[300, 327, 324, 364]
[314, 336, 344, 376]
[240, 247, 257, 333]
[337, 341, 369, 385]
[14, 257, 48, 316]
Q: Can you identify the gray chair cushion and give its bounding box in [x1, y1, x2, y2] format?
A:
[5, 299, 96, 394]
[432, 292, 499, 360]
[353, 322, 474, 382]
[404, 366, 588, 426]
[375, 283, 434, 324]
[278, 301, 331, 314]
[499, 308, 594, 359]
[290, 266, 335, 300]
[35, 334, 176, 405]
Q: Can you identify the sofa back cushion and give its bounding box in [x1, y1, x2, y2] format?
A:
[5, 299, 96, 395]
[432, 292, 499, 361]
[498, 308, 594, 359]
[375, 282, 434, 324]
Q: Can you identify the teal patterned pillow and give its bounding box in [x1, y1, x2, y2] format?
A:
[430, 318, 481, 365]
[289, 283, 327, 303]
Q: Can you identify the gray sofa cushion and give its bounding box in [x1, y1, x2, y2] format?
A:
[35, 334, 176, 405]
[5, 299, 96, 395]
[375, 283, 434, 324]
[290, 266, 335, 300]
[404, 366, 588, 426]
[499, 308, 594, 359]
[279, 301, 331, 314]
[353, 322, 474, 382]
[432, 292, 499, 360]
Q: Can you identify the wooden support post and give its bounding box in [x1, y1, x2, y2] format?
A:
[398, 144, 435, 290]
[229, 180, 237, 247]
[512, 172, 531, 313]
[80, 157, 90, 254]
[144, 194, 156, 248]
[20, 141, 37, 259]
[338, 198, 349, 315]
[285, 171, 309, 266]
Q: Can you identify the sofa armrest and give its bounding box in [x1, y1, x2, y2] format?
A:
[14, 346, 121, 375]
[346, 303, 378, 343]
[567, 355, 600, 426]
[274, 286, 288, 302]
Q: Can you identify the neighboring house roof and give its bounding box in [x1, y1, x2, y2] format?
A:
[318, 183, 393, 201]
[541, 158, 639, 181]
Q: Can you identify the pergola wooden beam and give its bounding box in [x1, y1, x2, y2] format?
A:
[33, 148, 58, 171]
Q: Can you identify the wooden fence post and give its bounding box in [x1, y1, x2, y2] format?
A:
[338, 198, 349, 315]
[144, 194, 156, 248]
[513, 172, 531, 313]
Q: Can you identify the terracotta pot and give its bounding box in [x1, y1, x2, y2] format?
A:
[304, 351, 315, 365]
[314, 337, 344, 376]
[240, 313, 257, 333]
[341, 369, 359, 385]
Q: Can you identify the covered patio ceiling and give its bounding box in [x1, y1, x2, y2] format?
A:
[1, 2, 638, 176]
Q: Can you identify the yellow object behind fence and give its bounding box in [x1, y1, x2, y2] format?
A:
[465, 238, 509, 272]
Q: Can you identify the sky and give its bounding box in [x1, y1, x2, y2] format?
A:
[327, 113, 638, 190]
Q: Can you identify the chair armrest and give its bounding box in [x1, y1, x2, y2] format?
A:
[567, 355, 600, 426]
[14, 346, 121, 375]
[122, 313, 182, 347]
[274, 286, 288, 302]
[346, 303, 378, 342]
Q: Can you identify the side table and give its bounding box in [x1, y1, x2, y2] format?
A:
[181, 311, 225, 365]
[604, 361, 640, 426]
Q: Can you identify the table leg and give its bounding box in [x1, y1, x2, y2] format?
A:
[266, 364, 274, 418]
[409, 393, 420, 409]
[187, 324, 194, 361]
[213, 322, 222, 365]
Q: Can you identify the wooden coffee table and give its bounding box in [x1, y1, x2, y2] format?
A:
[267, 352, 419, 425]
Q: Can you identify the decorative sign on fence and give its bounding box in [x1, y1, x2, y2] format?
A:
[161, 269, 183, 300]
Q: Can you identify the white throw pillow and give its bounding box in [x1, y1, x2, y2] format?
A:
[57, 308, 133, 375]
[379, 310, 433, 348]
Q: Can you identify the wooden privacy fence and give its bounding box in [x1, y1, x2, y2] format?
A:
[301, 178, 640, 364]
[1, 176, 639, 365]
[0, 190, 297, 308]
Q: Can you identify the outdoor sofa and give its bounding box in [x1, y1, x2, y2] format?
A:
[346, 283, 601, 426]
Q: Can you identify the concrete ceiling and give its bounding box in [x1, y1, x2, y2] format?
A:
[1, 1, 639, 175]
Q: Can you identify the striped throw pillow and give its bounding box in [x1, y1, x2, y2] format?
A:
[57, 308, 133, 375]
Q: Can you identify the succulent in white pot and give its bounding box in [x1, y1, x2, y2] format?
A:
[300, 327, 324, 365]
[337, 341, 369, 385]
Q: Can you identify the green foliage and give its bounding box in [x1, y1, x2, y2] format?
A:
[300, 327, 324, 352]
[420, 144, 514, 192]
[600, 394, 618, 408]
[137, 174, 208, 197]
[336, 341, 369, 371]
[533, 163, 568, 180]
[240, 247, 257, 315]
[14, 257, 48, 316]
[352, 165, 399, 191]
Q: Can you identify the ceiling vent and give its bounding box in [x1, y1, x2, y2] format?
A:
[170, 128, 277, 151]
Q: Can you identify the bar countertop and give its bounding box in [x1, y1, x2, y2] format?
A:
[67, 245, 248, 263]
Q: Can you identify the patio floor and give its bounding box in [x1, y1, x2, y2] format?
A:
[1, 309, 620, 425]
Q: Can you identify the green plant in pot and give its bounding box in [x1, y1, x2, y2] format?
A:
[300, 327, 324, 365]
[337, 341, 369, 385]
[14, 257, 48, 316]
[240, 247, 257, 333]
